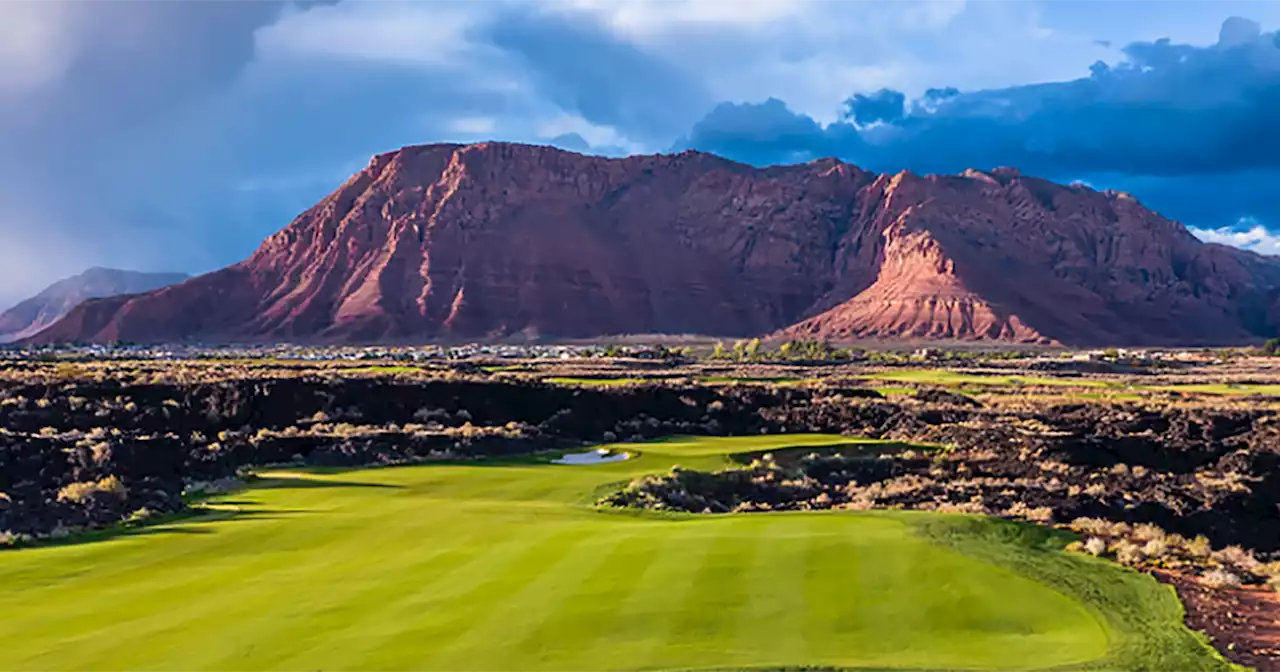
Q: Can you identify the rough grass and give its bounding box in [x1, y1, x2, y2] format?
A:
[1151, 383, 1280, 396]
[343, 365, 424, 375]
[863, 370, 1112, 388]
[0, 435, 1229, 671]
[697, 376, 812, 386]
[542, 376, 651, 387]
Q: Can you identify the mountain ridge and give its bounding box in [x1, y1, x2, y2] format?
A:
[22, 142, 1280, 346]
[0, 268, 191, 342]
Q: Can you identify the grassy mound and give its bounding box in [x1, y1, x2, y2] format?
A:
[0, 436, 1228, 671]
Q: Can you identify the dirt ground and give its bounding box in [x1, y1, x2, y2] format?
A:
[1155, 571, 1280, 671]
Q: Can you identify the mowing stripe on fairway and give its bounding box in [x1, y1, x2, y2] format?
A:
[0, 434, 1230, 672]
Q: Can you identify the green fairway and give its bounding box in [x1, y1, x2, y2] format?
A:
[864, 370, 1111, 388]
[1151, 382, 1280, 396]
[0, 435, 1224, 671]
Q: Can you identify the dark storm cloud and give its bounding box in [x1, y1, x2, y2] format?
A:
[843, 89, 906, 126]
[0, 1, 306, 303]
[678, 17, 1280, 227]
[480, 7, 711, 143]
[680, 17, 1280, 227]
[1, 1, 304, 146]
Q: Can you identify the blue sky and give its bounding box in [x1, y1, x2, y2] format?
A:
[3, 0, 1280, 306]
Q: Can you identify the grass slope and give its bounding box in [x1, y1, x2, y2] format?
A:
[0, 436, 1227, 671]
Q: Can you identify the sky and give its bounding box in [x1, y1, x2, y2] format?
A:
[3, 0, 1280, 307]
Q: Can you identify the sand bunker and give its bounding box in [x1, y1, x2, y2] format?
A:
[552, 448, 630, 465]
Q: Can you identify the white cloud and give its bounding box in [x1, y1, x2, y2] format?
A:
[254, 2, 482, 67]
[535, 114, 640, 152]
[558, 0, 816, 35]
[0, 2, 80, 96]
[447, 116, 500, 135]
[1189, 220, 1280, 256]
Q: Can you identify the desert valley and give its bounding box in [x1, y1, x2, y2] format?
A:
[5, 3, 1280, 671]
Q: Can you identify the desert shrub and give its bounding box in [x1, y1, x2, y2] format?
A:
[126, 508, 157, 524]
[0, 530, 32, 547]
[1141, 538, 1170, 559]
[1210, 545, 1259, 571]
[1069, 517, 1111, 536]
[1084, 537, 1107, 556]
[1004, 501, 1054, 522]
[1131, 523, 1167, 543]
[90, 442, 111, 465]
[1112, 539, 1145, 566]
[1200, 568, 1242, 588]
[1184, 535, 1213, 559]
[57, 476, 127, 503]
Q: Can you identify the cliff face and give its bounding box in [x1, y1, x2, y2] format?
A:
[0, 268, 189, 342]
[25, 143, 1280, 346]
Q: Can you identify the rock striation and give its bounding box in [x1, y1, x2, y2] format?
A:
[24, 143, 1280, 346]
[0, 268, 189, 342]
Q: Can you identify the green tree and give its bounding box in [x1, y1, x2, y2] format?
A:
[711, 341, 727, 360]
[745, 338, 761, 361]
[732, 340, 747, 361]
[1262, 338, 1280, 356]
[779, 341, 794, 360]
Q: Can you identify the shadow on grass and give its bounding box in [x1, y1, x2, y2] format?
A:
[247, 474, 404, 491]
[1, 503, 301, 553]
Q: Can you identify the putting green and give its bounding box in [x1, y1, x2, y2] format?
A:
[0, 436, 1225, 671]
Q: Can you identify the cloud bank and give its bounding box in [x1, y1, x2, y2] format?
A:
[1189, 220, 1280, 257]
[3, 1, 1280, 306]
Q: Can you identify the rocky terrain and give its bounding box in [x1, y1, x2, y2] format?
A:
[0, 268, 189, 342]
[3, 357, 1280, 667]
[2, 365, 1277, 558]
[23, 143, 1280, 346]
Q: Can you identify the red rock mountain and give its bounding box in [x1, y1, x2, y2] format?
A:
[0, 268, 189, 342]
[25, 143, 1280, 346]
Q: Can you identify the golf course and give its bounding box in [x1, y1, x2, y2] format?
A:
[0, 435, 1228, 671]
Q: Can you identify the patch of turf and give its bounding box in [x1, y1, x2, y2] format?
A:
[481, 364, 526, 373]
[1149, 383, 1280, 397]
[915, 516, 1234, 671]
[697, 376, 810, 386]
[865, 370, 1110, 388]
[0, 435, 1227, 671]
[343, 365, 423, 375]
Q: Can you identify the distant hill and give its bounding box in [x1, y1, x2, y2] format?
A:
[22, 142, 1280, 346]
[0, 268, 190, 342]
